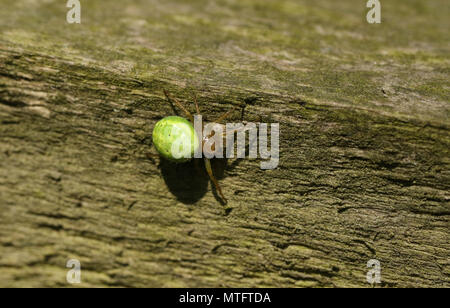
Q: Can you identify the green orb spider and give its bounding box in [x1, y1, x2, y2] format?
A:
[152, 90, 238, 204]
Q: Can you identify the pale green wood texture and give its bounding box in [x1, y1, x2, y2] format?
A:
[0, 0, 448, 287]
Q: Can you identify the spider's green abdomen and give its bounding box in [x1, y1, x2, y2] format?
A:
[152, 116, 199, 163]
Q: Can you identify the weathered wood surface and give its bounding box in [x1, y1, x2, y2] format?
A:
[0, 0, 449, 287]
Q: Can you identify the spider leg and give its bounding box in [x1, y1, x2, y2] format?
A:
[163, 89, 194, 123]
[204, 158, 227, 204]
[214, 106, 237, 124]
[220, 123, 260, 158]
[220, 124, 258, 142]
[193, 92, 201, 115]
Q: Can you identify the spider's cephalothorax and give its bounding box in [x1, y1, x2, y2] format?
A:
[152, 90, 236, 204]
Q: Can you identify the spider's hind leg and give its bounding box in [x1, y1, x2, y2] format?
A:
[163, 89, 194, 123]
[193, 92, 201, 115]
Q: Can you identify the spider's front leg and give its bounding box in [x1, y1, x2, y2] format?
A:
[204, 158, 227, 204]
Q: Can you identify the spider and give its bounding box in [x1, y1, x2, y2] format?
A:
[152, 90, 240, 204]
